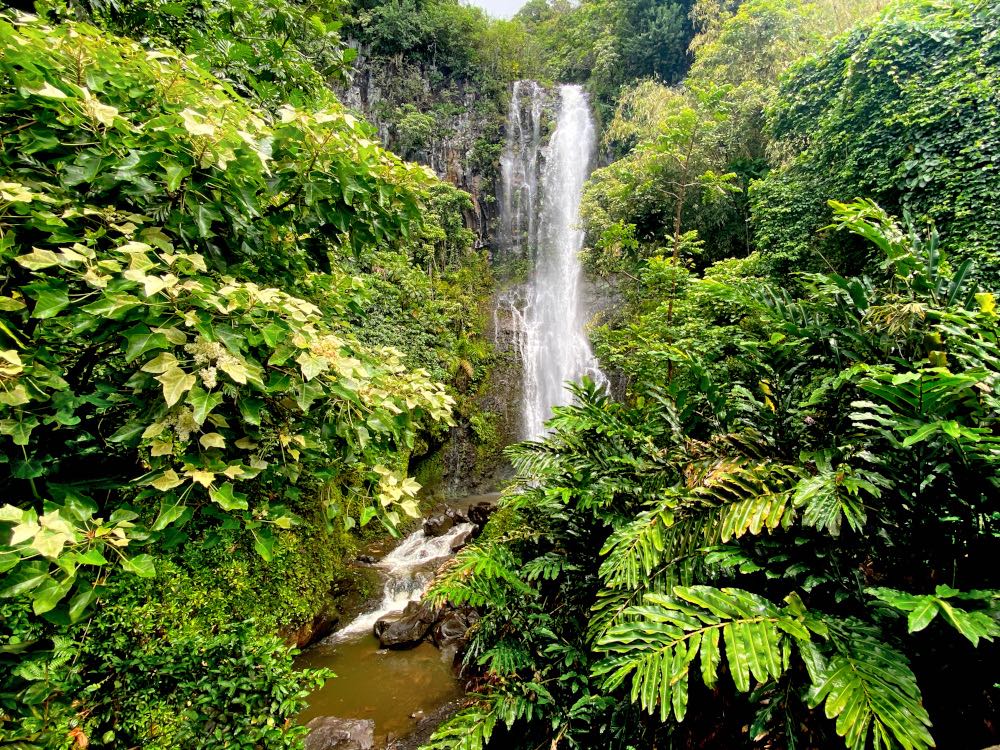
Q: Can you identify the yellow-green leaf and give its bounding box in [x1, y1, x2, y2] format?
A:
[156, 366, 196, 407]
[199, 432, 226, 449]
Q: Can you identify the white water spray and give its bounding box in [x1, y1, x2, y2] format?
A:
[499, 83, 606, 440]
[325, 523, 473, 642]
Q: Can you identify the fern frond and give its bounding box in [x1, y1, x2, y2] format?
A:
[594, 586, 810, 722]
[793, 463, 879, 536]
[522, 551, 578, 582]
[803, 622, 935, 750]
[419, 700, 498, 750]
[477, 638, 535, 675]
[599, 462, 798, 593]
[426, 542, 534, 609]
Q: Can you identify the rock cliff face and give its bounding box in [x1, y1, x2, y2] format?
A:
[338, 45, 505, 247]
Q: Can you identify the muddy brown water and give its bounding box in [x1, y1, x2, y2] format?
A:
[296, 637, 464, 744]
[297, 494, 500, 747]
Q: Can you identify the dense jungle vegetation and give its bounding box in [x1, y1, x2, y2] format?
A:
[424, 0, 1000, 749]
[1, 0, 998, 749]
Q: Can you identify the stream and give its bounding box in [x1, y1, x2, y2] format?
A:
[297, 495, 497, 748]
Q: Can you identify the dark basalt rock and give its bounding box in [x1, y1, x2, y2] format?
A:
[467, 501, 495, 529]
[374, 600, 439, 648]
[431, 607, 479, 649]
[422, 513, 455, 537]
[450, 526, 474, 552]
[304, 717, 375, 750]
[286, 606, 339, 648]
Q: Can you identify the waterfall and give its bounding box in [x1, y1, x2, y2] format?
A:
[499, 80, 543, 258]
[499, 83, 606, 441]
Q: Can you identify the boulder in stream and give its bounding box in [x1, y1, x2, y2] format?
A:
[450, 526, 474, 552]
[431, 607, 479, 648]
[422, 513, 455, 537]
[304, 717, 375, 750]
[374, 600, 439, 648]
[468, 501, 495, 530]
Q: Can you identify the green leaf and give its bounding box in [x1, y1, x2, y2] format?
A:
[125, 327, 170, 363]
[122, 554, 156, 578]
[253, 527, 275, 561]
[141, 352, 179, 374]
[188, 386, 224, 425]
[150, 469, 184, 491]
[75, 548, 109, 566]
[68, 587, 98, 623]
[359, 506, 378, 527]
[32, 574, 74, 615]
[31, 528, 72, 559]
[151, 500, 187, 532]
[0, 504, 24, 523]
[296, 351, 327, 381]
[199, 432, 226, 449]
[0, 562, 49, 597]
[209, 482, 248, 511]
[15, 248, 61, 270]
[907, 600, 939, 633]
[26, 283, 69, 319]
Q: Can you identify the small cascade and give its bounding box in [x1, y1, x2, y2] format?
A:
[498, 83, 607, 440]
[325, 523, 474, 642]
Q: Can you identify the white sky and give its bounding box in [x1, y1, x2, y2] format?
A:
[463, 0, 528, 19]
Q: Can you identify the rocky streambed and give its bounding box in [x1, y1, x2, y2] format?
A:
[297, 495, 498, 750]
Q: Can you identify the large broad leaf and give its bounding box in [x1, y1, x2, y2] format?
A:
[594, 587, 809, 722]
[25, 281, 69, 319]
[31, 574, 75, 615]
[156, 366, 196, 407]
[209, 482, 248, 511]
[0, 561, 49, 597]
[121, 554, 156, 578]
[124, 326, 171, 363]
[188, 386, 224, 425]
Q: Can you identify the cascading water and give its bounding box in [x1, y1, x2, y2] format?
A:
[499, 83, 606, 440]
[298, 520, 477, 742]
[325, 522, 474, 641]
[499, 80, 543, 257]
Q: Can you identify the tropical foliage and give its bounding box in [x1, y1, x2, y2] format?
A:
[753, 0, 1000, 278]
[424, 201, 999, 750]
[0, 10, 469, 747]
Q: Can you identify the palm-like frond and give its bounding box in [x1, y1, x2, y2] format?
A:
[802, 622, 935, 750]
[594, 587, 811, 722]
